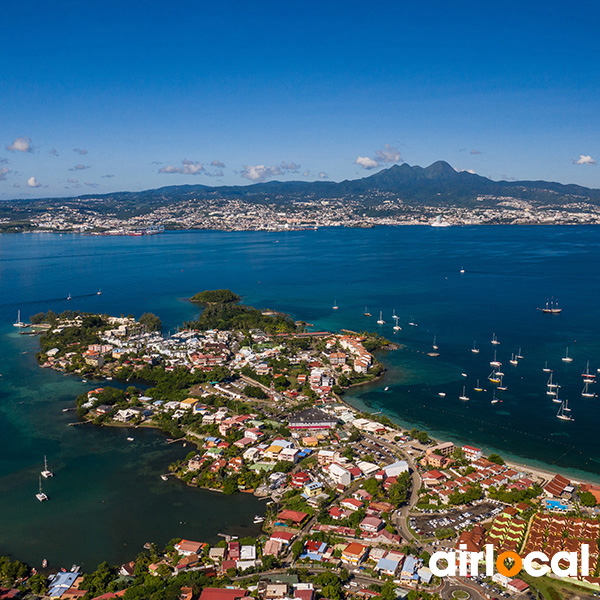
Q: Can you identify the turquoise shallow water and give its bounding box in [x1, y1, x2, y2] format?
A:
[0, 226, 599, 566]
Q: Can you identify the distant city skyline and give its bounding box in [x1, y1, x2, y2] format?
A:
[2, 0, 599, 198]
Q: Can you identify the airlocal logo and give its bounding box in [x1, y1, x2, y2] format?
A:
[429, 544, 591, 578]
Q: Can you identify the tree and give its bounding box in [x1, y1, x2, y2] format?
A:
[580, 491, 597, 507]
[291, 540, 304, 560]
[487, 453, 505, 465]
[139, 312, 162, 331]
[380, 581, 397, 600]
[244, 385, 267, 399]
[222, 478, 239, 495]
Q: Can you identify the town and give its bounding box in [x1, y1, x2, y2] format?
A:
[4, 296, 600, 600]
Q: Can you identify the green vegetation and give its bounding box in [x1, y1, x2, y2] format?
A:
[448, 484, 483, 506]
[487, 453, 505, 465]
[488, 484, 542, 504]
[190, 289, 241, 304]
[579, 490, 597, 507]
[139, 312, 162, 331]
[188, 302, 297, 334]
[243, 384, 267, 399]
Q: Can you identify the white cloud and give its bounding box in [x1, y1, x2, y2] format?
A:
[241, 164, 283, 182]
[159, 159, 205, 174]
[27, 176, 41, 187]
[318, 172, 329, 179]
[69, 164, 90, 171]
[7, 136, 33, 152]
[280, 161, 300, 172]
[375, 144, 402, 163]
[575, 154, 596, 165]
[355, 156, 378, 169]
[302, 170, 310, 177]
[210, 160, 226, 168]
[73, 148, 87, 155]
[0, 167, 9, 180]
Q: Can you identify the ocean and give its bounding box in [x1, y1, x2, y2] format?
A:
[0, 226, 599, 567]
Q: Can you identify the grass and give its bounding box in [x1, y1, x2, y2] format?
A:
[519, 572, 597, 600]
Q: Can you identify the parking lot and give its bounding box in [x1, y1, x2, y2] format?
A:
[410, 500, 503, 536]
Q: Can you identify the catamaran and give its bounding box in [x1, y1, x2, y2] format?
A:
[41, 455, 53, 479]
[562, 347, 573, 363]
[470, 341, 479, 354]
[376, 311, 385, 325]
[459, 386, 469, 401]
[36, 476, 48, 502]
[13, 310, 27, 328]
[491, 333, 500, 345]
[556, 399, 574, 421]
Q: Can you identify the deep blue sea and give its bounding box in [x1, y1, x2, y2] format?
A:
[1, 226, 599, 568]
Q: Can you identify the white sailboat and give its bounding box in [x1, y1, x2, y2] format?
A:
[459, 266, 465, 274]
[491, 392, 500, 404]
[547, 372, 558, 388]
[41, 455, 53, 479]
[36, 476, 48, 502]
[432, 335, 438, 350]
[408, 316, 417, 326]
[562, 347, 573, 363]
[491, 332, 500, 345]
[459, 386, 469, 401]
[97, 289, 102, 295]
[509, 353, 518, 366]
[552, 388, 563, 403]
[582, 381, 597, 398]
[497, 375, 507, 391]
[332, 300, 339, 310]
[556, 399, 574, 421]
[392, 313, 401, 331]
[376, 311, 385, 325]
[582, 361, 595, 381]
[490, 350, 501, 368]
[67, 292, 72, 301]
[470, 341, 479, 354]
[516, 348, 524, 359]
[13, 310, 27, 328]
[543, 361, 551, 372]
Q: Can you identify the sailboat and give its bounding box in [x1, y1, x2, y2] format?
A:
[96, 289, 102, 295]
[582, 361, 595, 381]
[408, 316, 417, 326]
[474, 379, 483, 392]
[13, 310, 27, 328]
[516, 348, 524, 359]
[459, 266, 465, 274]
[552, 387, 563, 403]
[556, 399, 574, 421]
[427, 338, 440, 357]
[392, 313, 401, 331]
[509, 353, 518, 366]
[490, 351, 501, 368]
[543, 361, 551, 372]
[491, 333, 500, 345]
[470, 341, 479, 354]
[332, 300, 339, 310]
[491, 392, 500, 404]
[432, 336, 438, 350]
[582, 381, 597, 398]
[541, 299, 562, 314]
[562, 347, 573, 363]
[66, 293, 72, 301]
[363, 306, 371, 317]
[36, 476, 48, 502]
[547, 373, 558, 388]
[488, 370, 501, 384]
[497, 375, 507, 391]
[41, 455, 53, 479]
[377, 311, 385, 325]
[459, 386, 469, 401]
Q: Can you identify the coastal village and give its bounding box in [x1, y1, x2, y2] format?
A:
[4, 294, 600, 600]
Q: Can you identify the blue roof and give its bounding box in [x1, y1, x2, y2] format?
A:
[48, 572, 78, 598]
[402, 556, 418, 573]
[376, 557, 400, 572]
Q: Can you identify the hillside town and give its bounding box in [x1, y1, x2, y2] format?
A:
[4, 305, 600, 600]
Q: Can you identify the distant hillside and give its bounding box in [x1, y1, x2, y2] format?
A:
[2, 161, 600, 225]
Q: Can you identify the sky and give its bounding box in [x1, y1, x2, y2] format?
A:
[1, 0, 599, 198]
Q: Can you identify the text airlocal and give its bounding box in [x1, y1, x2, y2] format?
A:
[429, 544, 591, 578]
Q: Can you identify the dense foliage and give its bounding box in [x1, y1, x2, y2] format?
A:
[190, 290, 241, 304]
[139, 312, 162, 331]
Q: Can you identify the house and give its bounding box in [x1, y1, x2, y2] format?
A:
[422, 470, 447, 487]
[544, 473, 571, 497]
[118, 561, 136, 576]
[462, 445, 483, 461]
[507, 579, 529, 594]
[340, 498, 363, 512]
[277, 509, 308, 525]
[359, 516, 383, 534]
[341, 543, 369, 565]
[270, 530, 296, 545]
[263, 539, 283, 556]
[383, 460, 409, 478]
[375, 557, 400, 576]
[288, 408, 338, 430]
[175, 540, 205, 556]
[329, 463, 352, 486]
[199, 589, 249, 600]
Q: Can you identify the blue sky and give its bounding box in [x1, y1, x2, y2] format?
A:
[2, 0, 599, 198]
